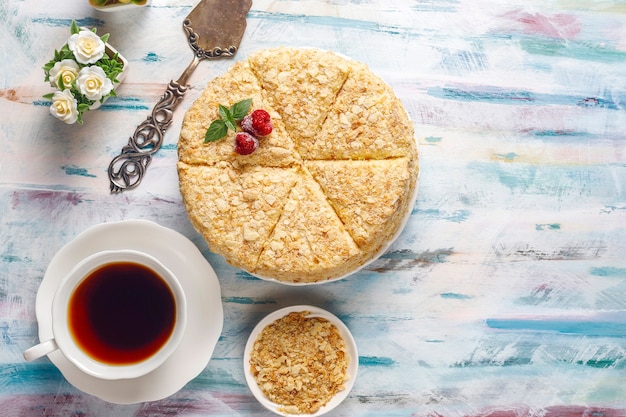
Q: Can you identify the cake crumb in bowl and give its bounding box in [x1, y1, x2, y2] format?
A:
[244, 305, 358, 416]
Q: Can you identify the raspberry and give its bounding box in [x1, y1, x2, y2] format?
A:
[241, 109, 273, 137]
[234, 132, 259, 155]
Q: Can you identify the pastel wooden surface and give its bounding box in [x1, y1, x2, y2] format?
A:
[2, 0, 626, 415]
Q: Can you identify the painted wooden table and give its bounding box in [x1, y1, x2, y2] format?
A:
[2, 0, 626, 415]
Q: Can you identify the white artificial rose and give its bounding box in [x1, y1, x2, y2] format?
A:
[50, 89, 79, 124]
[76, 66, 113, 101]
[49, 59, 80, 88]
[67, 29, 105, 65]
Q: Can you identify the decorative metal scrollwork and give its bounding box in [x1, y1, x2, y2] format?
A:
[108, 81, 188, 193]
[182, 19, 237, 59]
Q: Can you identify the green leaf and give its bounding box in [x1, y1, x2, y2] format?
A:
[43, 59, 56, 81]
[43, 61, 54, 72]
[100, 33, 110, 44]
[218, 104, 231, 122]
[70, 20, 80, 35]
[224, 119, 237, 132]
[96, 54, 124, 83]
[204, 119, 228, 142]
[204, 98, 253, 142]
[218, 103, 239, 133]
[230, 98, 252, 120]
[42, 93, 54, 100]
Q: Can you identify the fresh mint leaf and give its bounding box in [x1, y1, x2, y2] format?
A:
[218, 104, 231, 122]
[204, 98, 253, 143]
[230, 98, 252, 120]
[204, 119, 228, 142]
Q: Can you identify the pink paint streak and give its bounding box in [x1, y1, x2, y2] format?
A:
[0, 392, 262, 415]
[502, 10, 582, 39]
[3, 395, 626, 416]
[458, 406, 626, 417]
[11, 190, 83, 211]
[134, 391, 263, 415]
[0, 394, 126, 416]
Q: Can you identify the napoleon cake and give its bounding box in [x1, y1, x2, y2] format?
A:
[178, 47, 418, 284]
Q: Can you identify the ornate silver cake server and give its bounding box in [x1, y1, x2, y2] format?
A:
[108, 0, 252, 193]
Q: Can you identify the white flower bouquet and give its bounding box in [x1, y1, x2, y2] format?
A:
[43, 21, 127, 124]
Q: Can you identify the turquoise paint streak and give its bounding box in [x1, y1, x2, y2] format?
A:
[425, 136, 442, 143]
[529, 129, 590, 137]
[61, 165, 96, 178]
[235, 270, 261, 281]
[520, 37, 626, 64]
[486, 318, 626, 338]
[161, 144, 177, 151]
[380, 248, 453, 263]
[34, 99, 150, 111]
[32, 17, 105, 28]
[143, 52, 162, 62]
[589, 267, 626, 278]
[411, 2, 458, 13]
[0, 364, 65, 394]
[99, 101, 150, 111]
[427, 87, 621, 110]
[469, 161, 626, 201]
[440, 292, 473, 300]
[248, 10, 411, 36]
[494, 152, 519, 161]
[414, 209, 470, 222]
[359, 356, 395, 366]
[535, 223, 561, 231]
[222, 296, 276, 305]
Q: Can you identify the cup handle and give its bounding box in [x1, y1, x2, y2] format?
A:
[23, 339, 59, 362]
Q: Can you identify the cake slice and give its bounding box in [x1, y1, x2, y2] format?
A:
[248, 48, 351, 145]
[178, 60, 299, 168]
[178, 161, 300, 272]
[304, 62, 416, 160]
[306, 158, 416, 255]
[255, 172, 360, 283]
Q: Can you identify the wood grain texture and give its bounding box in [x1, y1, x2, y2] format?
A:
[1, 0, 625, 415]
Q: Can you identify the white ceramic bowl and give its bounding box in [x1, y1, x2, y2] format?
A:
[243, 305, 358, 416]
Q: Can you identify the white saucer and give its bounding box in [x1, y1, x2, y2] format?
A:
[34, 219, 223, 404]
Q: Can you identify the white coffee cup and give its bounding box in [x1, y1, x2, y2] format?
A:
[23, 249, 187, 380]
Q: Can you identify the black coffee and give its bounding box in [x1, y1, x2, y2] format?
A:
[68, 262, 176, 365]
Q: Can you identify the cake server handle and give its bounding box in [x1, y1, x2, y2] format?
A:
[107, 0, 251, 193]
[107, 72, 192, 194]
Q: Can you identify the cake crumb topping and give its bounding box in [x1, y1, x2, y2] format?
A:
[249, 311, 350, 414]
